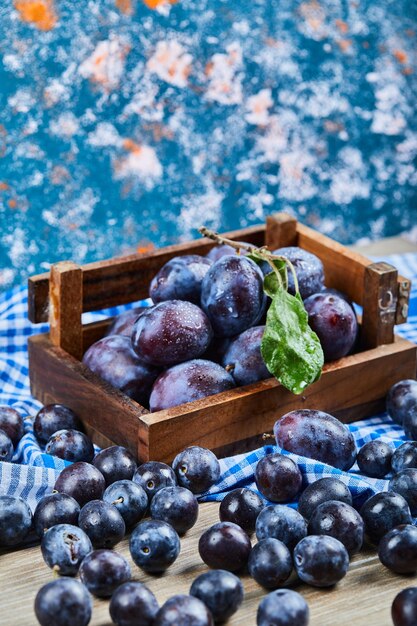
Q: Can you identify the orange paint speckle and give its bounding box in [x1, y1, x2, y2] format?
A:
[8, 199, 17, 209]
[116, 0, 133, 14]
[137, 243, 155, 254]
[14, 0, 57, 31]
[122, 138, 142, 154]
[0, 182, 9, 191]
[335, 19, 349, 33]
[402, 67, 413, 76]
[337, 39, 353, 53]
[143, 0, 177, 8]
[393, 49, 408, 64]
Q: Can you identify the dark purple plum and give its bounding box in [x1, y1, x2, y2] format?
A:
[257, 589, 309, 626]
[404, 407, 417, 440]
[150, 359, 235, 412]
[150, 486, 199, 534]
[131, 300, 213, 367]
[386, 379, 417, 425]
[274, 409, 357, 471]
[255, 453, 302, 503]
[294, 535, 349, 587]
[132, 461, 177, 501]
[78, 500, 125, 548]
[255, 505, 307, 551]
[34, 404, 83, 445]
[219, 488, 264, 534]
[172, 446, 220, 494]
[154, 595, 214, 626]
[202, 336, 232, 365]
[82, 335, 160, 406]
[105, 307, 146, 337]
[248, 538, 292, 589]
[356, 440, 393, 478]
[34, 493, 80, 538]
[109, 581, 159, 626]
[34, 578, 92, 626]
[221, 326, 270, 386]
[297, 477, 352, 520]
[0, 406, 24, 446]
[190, 570, 243, 623]
[129, 519, 180, 574]
[272, 246, 324, 299]
[0, 429, 13, 461]
[304, 292, 358, 362]
[378, 524, 417, 574]
[360, 491, 412, 545]
[40, 523, 92, 575]
[392, 442, 417, 473]
[392, 587, 417, 626]
[92, 445, 137, 485]
[0, 495, 32, 546]
[103, 480, 148, 528]
[389, 469, 417, 514]
[200, 255, 266, 338]
[150, 254, 212, 305]
[54, 462, 106, 507]
[45, 429, 94, 463]
[321, 287, 354, 309]
[79, 549, 131, 598]
[198, 521, 251, 572]
[308, 500, 364, 555]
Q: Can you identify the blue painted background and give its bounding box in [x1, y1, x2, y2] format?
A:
[0, 0, 416, 290]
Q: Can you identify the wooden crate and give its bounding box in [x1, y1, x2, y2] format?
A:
[27, 214, 417, 462]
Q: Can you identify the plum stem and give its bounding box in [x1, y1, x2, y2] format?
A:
[199, 226, 300, 295]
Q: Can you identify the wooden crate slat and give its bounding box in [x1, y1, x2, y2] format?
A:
[361, 262, 398, 349]
[49, 261, 83, 360]
[28, 225, 265, 323]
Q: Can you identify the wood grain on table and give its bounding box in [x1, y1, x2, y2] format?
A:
[1, 502, 415, 626]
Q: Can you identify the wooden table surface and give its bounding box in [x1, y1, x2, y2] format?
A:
[1, 501, 415, 626]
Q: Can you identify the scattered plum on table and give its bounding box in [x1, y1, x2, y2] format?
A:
[34, 404, 83, 445]
[129, 520, 180, 574]
[294, 535, 349, 587]
[45, 429, 94, 463]
[103, 480, 148, 528]
[92, 445, 137, 485]
[297, 477, 352, 520]
[0, 406, 24, 446]
[386, 379, 417, 426]
[360, 491, 412, 545]
[274, 409, 357, 471]
[34, 579, 92, 626]
[40, 523, 92, 575]
[190, 570, 243, 623]
[198, 522, 251, 573]
[172, 446, 220, 494]
[79, 549, 131, 598]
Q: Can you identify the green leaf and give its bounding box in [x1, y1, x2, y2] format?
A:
[262, 260, 287, 298]
[261, 289, 324, 395]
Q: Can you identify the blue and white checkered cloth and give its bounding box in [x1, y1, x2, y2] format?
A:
[1, 253, 417, 513]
